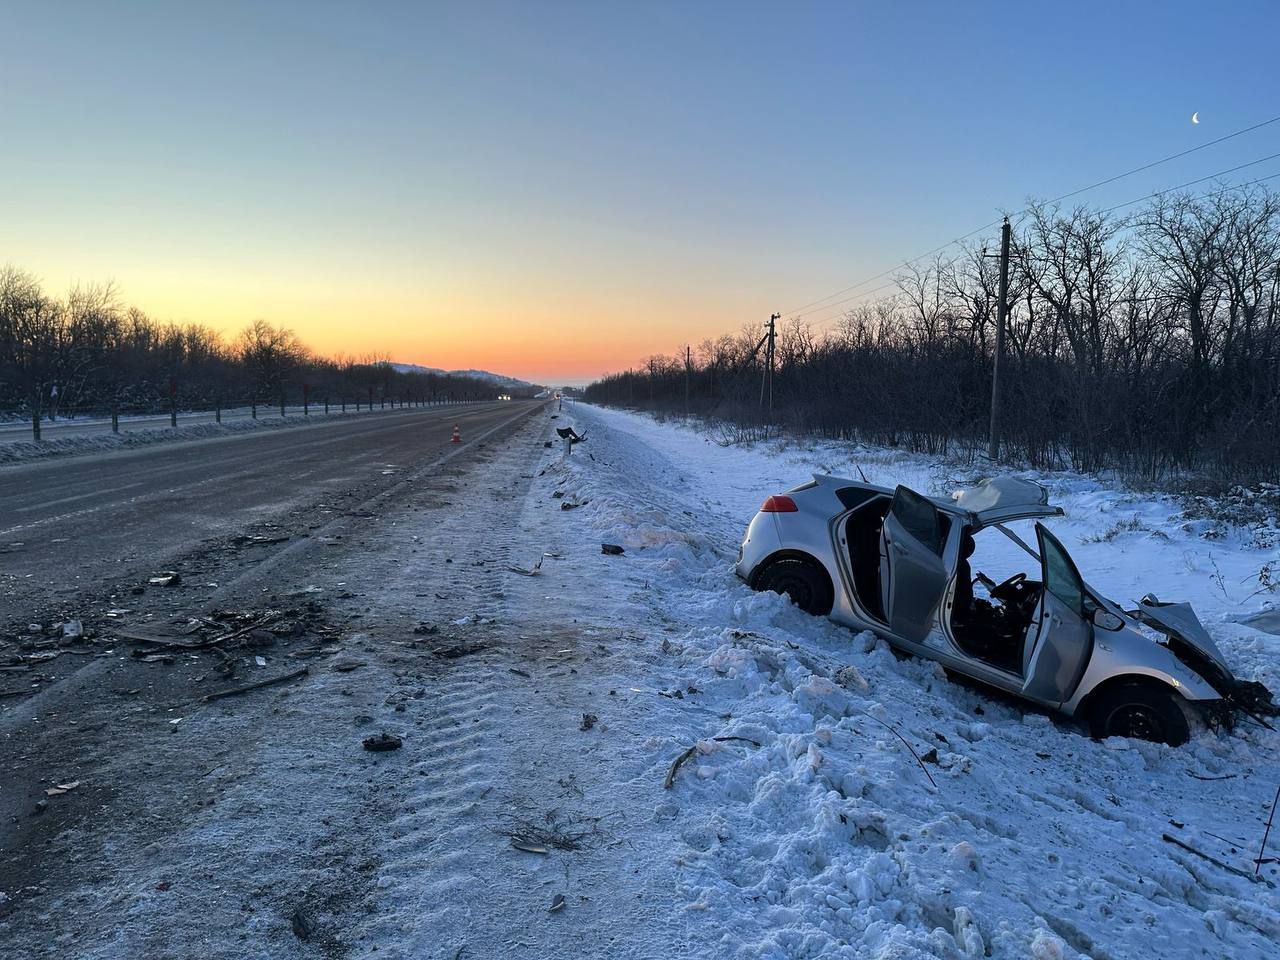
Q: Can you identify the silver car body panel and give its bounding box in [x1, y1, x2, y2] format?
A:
[1132, 597, 1233, 677]
[735, 474, 1231, 718]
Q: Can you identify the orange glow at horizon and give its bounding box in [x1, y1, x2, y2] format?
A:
[85, 273, 735, 386]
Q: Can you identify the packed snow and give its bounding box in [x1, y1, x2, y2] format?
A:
[533, 401, 1280, 959]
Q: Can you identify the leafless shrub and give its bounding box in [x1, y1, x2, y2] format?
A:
[585, 184, 1280, 488]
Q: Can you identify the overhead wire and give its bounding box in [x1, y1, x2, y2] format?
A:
[780, 113, 1280, 321]
[795, 153, 1280, 329]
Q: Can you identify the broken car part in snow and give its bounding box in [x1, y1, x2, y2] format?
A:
[601, 543, 624, 556]
[664, 736, 762, 789]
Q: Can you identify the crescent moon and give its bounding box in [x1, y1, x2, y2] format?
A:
[1192, 112, 1200, 124]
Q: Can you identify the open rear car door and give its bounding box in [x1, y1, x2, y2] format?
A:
[1022, 523, 1094, 704]
[879, 486, 948, 643]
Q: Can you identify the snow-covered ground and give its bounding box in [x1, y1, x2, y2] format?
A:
[8, 402, 1277, 959]
[536, 402, 1280, 959]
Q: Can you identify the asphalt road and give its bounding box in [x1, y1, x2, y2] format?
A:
[0, 400, 422, 440]
[0, 400, 543, 624]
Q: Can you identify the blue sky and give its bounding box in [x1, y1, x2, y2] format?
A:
[2, 1, 1277, 381]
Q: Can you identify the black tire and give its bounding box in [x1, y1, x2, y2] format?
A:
[755, 558, 833, 616]
[1087, 681, 1190, 746]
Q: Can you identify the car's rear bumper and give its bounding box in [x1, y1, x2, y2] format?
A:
[736, 511, 783, 583]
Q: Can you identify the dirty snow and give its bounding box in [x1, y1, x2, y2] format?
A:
[533, 402, 1280, 959]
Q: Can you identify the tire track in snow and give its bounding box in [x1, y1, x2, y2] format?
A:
[339, 412, 689, 959]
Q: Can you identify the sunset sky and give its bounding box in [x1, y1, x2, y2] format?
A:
[3, 1, 1277, 384]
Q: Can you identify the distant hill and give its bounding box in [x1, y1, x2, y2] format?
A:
[389, 363, 537, 391]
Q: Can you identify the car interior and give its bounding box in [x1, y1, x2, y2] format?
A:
[844, 494, 1046, 675]
[950, 527, 1042, 674]
[843, 496, 891, 622]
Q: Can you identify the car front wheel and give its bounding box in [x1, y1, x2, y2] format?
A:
[1088, 681, 1190, 746]
[755, 558, 833, 617]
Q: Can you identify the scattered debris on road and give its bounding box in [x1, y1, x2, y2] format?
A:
[549, 893, 566, 912]
[290, 908, 312, 942]
[363, 732, 402, 752]
[199, 666, 309, 703]
[580, 713, 597, 731]
[432, 642, 487, 659]
[507, 557, 544, 576]
[601, 543, 624, 555]
[44, 781, 81, 796]
[148, 571, 182, 587]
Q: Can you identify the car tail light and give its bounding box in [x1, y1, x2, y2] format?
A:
[760, 495, 798, 513]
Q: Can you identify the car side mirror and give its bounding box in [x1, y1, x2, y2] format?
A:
[1091, 607, 1124, 631]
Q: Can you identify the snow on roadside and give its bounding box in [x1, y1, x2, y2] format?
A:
[542, 403, 1280, 959]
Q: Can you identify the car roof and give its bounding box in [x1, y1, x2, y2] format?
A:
[948, 477, 1061, 523]
[814, 474, 1062, 524]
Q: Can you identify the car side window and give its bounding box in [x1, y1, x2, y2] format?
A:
[890, 486, 944, 555]
[1038, 525, 1085, 615]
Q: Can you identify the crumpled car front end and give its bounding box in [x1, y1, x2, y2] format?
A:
[1131, 594, 1279, 727]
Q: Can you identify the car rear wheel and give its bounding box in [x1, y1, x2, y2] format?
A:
[1088, 681, 1190, 746]
[755, 558, 833, 616]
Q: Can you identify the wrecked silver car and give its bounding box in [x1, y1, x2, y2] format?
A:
[736, 476, 1276, 745]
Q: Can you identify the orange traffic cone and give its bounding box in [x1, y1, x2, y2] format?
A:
[451, 424, 461, 443]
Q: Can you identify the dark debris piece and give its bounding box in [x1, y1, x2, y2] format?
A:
[362, 732, 403, 752]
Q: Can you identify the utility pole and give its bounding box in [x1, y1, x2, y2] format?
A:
[684, 345, 691, 417]
[759, 313, 779, 420]
[988, 218, 1011, 461]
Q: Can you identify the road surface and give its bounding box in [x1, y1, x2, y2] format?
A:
[0, 400, 457, 441]
[0, 400, 540, 625]
[0, 396, 695, 960]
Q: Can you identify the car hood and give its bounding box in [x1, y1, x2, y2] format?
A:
[1131, 595, 1234, 679]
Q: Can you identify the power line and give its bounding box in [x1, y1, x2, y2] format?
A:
[1044, 113, 1280, 206]
[1099, 153, 1280, 214]
[794, 155, 1280, 328]
[791, 170, 1280, 331]
[784, 220, 1000, 318]
[782, 113, 1280, 319]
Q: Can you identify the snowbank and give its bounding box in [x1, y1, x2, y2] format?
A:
[541, 402, 1280, 959]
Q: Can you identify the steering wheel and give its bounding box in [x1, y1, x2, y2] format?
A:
[989, 572, 1027, 603]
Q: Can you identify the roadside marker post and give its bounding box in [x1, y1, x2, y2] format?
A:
[303, 383, 310, 416]
[169, 376, 177, 428]
[324, 397, 330, 415]
[111, 405, 119, 434]
[215, 401, 221, 424]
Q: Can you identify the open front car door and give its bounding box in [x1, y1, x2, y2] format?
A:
[1022, 523, 1094, 705]
[879, 486, 949, 644]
